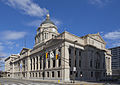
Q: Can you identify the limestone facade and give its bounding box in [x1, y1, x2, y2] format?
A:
[5, 14, 112, 81]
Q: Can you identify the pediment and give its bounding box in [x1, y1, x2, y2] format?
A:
[88, 33, 106, 44]
[20, 48, 29, 55]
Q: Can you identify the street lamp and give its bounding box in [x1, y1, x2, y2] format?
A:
[73, 40, 77, 83]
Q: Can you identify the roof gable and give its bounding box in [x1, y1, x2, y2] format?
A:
[88, 33, 106, 44]
[20, 48, 30, 55]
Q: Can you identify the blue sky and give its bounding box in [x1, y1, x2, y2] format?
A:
[0, 0, 120, 70]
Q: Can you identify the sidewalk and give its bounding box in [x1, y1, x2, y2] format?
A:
[1, 77, 106, 85]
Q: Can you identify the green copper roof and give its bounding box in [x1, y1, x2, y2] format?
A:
[40, 14, 55, 26]
[41, 19, 55, 26]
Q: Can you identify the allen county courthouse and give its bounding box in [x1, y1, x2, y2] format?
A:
[5, 14, 112, 82]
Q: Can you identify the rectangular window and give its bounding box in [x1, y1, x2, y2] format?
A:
[52, 71, 54, 77]
[69, 58, 71, 67]
[58, 59, 61, 67]
[48, 60, 50, 68]
[47, 72, 49, 77]
[53, 59, 56, 67]
[33, 73, 34, 77]
[58, 71, 60, 77]
[31, 59, 32, 70]
[40, 57, 42, 69]
[70, 71, 72, 75]
[90, 60, 92, 68]
[79, 51, 81, 56]
[30, 73, 31, 77]
[33, 58, 35, 70]
[91, 72, 93, 77]
[79, 60, 81, 68]
[39, 72, 41, 77]
[75, 60, 76, 67]
[36, 57, 38, 70]
[69, 48, 71, 54]
[75, 49, 77, 55]
[36, 73, 37, 77]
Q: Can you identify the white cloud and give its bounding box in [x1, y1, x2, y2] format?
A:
[1, 31, 27, 40]
[89, 0, 111, 6]
[5, 41, 14, 45]
[52, 18, 61, 26]
[27, 18, 61, 27]
[27, 20, 42, 27]
[104, 31, 120, 40]
[112, 42, 120, 47]
[6, 0, 47, 17]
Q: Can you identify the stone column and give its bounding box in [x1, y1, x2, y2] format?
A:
[38, 56, 40, 70]
[61, 42, 70, 81]
[27, 57, 31, 79]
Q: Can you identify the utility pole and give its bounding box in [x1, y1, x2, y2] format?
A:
[73, 40, 77, 83]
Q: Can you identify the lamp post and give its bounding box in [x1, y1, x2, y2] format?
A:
[73, 40, 77, 83]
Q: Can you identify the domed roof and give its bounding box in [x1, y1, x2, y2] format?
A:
[40, 14, 55, 26]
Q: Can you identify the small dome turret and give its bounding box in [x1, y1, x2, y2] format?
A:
[40, 14, 55, 26]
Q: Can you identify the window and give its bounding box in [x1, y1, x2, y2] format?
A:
[48, 60, 50, 68]
[76, 72, 78, 77]
[47, 72, 49, 77]
[79, 60, 81, 68]
[52, 34, 54, 38]
[58, 71, 60, 77]
[91, 72, 93, 77]
[36, 73, 37, 77]
[52, 71, 54, 77]
[30, 73, 31, 77]
[39, 72, 41, 77]
[33, 73, 34, 77]
[40, 56, 42, 69]
[69, 58, 71, 67]
[75, 50, 77, 55]
[79, 51, 81, 56]
[75, 60, 76, 67]
[90, 60, 92, 68]
[53, 59, 56, 67]
[33, 58, 35, 70]
[45, 33, 46, 39]
[36, 57, 38, 70]
[69, 48, 71, 54]
[58, 58, 61, 67]
[30, 59, 32, 70]
[70, 71, 72, 75]
[53, 50, 56, 56]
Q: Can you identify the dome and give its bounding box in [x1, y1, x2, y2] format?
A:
[40, 14, 55, 26]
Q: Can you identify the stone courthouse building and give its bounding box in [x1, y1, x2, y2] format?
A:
[5, 14, 112, 82]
